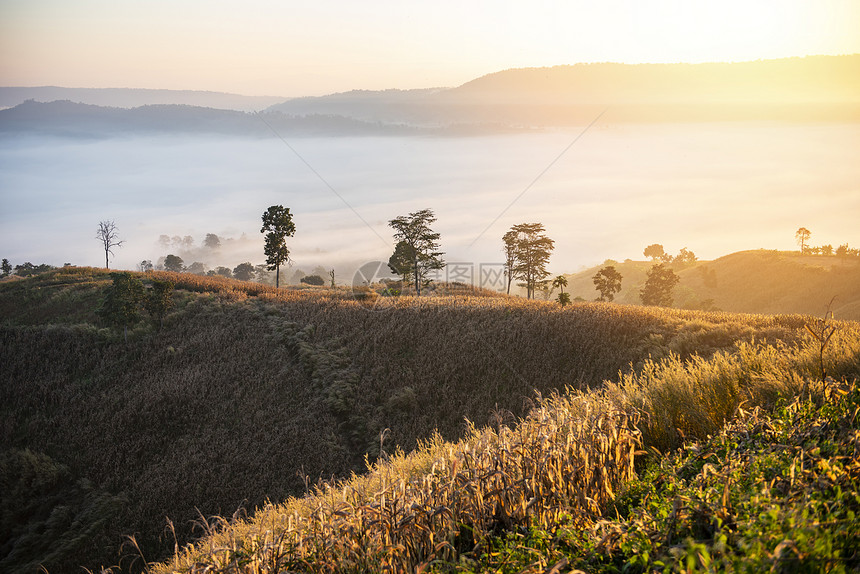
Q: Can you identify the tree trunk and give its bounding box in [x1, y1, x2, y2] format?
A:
[105, 250, 109, 269]
[275, 265, 280, 288]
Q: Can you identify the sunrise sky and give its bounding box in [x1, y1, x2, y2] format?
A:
[2, 0, 859, 96]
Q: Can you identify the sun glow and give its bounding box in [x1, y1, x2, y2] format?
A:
[0, 0, 857, 95]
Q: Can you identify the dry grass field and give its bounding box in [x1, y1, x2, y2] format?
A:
[1, 266, 857, 572]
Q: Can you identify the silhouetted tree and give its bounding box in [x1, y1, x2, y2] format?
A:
[203, 233, 221, 249]
[163, 254, 184, 273]
[640, 263, 679, 307]
[186, 262, 206, 275]
[388, 240, 417, 287]
[300, 275, 325, 286]
[96, 220, 124, 269]
[502, 229, 518, 295]
[210, 266, 232, 278]
[14, 262, 54, 277]
[672, 247, 697, 267]
[593, 265, 623, 302]
[1, 259, 11, 277]
[643, 243, 669, 262]
[97, 272, 144, 341]
[138, 260, 153, 273]
[233, 262, 255, 281]
[144, 278, 174, 330]
[796, 227, 811, 253]
[508, 223, 554, 299]
[388, 209, 445, 296]
[261, 205, 296, 288]
[552, 275, 569, 307]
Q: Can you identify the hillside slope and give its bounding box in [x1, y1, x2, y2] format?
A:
[0, 267, 820, 572]
[564, 250, 860, 320]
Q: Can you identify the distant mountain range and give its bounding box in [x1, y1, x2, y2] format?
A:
[0, 87, 286, 112]
[2, 55, 858, 137]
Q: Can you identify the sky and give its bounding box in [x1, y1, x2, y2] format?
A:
[2, 0, 859, 96]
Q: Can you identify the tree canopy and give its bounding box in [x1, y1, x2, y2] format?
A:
[593, 265, 623, 302]
[506, 223, 554, 299]
[163, 254, 184, 273]
[640, 263, 680, 307]
[261, 205, 296, 288]
[388, 209, 444, 296]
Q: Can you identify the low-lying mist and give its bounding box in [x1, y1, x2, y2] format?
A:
[1, 122, 858, 284]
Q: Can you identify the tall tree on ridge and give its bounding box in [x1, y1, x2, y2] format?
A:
[96, 220, 124, 269]
[388, 208, 444, 296]
[261, 205, 296, 288]
[508, 223, 554, 299]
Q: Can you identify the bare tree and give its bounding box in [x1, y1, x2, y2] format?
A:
[96, 220, 124, 269]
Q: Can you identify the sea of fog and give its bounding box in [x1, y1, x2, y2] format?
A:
[1, 122, 858, 287]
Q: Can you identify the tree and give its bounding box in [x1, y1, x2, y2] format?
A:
[300, 274, 325, 286]
[96, 220, 124, 269]
[163, 254, 184, 273]
[97, 272, 144, 341]
[1, 259, 11, 277]
[144, 278, 174, 331]
[138, 260, 153, 273]
[203, 233, 221, 249]
[329, 269, 336, 288]
[672, 247, 697, 267]
[502, 229, 518, 295]
[233, 262, 255, 281]
[796, 227, 811, 253]
[640, 263, 680, 307]
[552, 275, 569, 307]
[592, 265, 623, 302]
[186, 262, 206, 275]
[388, 209, 445, 296]
[507, 223, 554, 299]
[643, 243, 669, 262]
[261, 205, 296, 288]
[388, 240, 417, 286]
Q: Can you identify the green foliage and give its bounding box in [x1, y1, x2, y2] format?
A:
[143, 277, 174, 330]
[96, 272, 145, 334]
[261, 205, 296, 288]
[557, 292, 571, 307]
[300, 274, 325, 286]
[592, 265, 622, 302]
[640, 262, 680, 307]
[1, 258, 11, 277]
[389, 208, 445, 296]
[13, 262, 55, 277]
[0, 449, 126, 574]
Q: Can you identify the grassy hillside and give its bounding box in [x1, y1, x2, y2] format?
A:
[0, 266, 844, 572]
[563, 250, 860, 320]
[154, 317, 860, 573]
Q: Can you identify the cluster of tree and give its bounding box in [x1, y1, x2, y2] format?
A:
[795, 228, 860, 257]
[502, 223, 555, 299]
[1, 260, 56, 278]
[643, 244, 698, 267]
[96, 272, 174, 340]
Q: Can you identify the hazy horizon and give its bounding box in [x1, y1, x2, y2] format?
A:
[3, 122, 858, 283]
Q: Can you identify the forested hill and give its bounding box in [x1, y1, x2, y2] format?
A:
[0, 267, 816, 573]
[563, 250, 860, 320]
